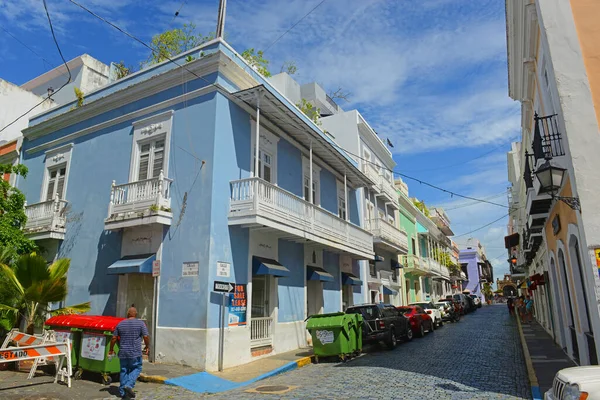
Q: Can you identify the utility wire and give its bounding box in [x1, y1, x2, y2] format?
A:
[170, 0, 188, 24]
[0, 0, 71, 134]
[264, 0, 327, 52]
[451, 213, 509, 238]
[443, 191, 509, 211]
[0, 25, 55, 67]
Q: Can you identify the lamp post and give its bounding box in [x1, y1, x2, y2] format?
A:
[533, 160, 581, 210]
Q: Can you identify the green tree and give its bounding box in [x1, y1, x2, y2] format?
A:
[483, 282, 493, 301]
[73, 87, 84, 108]
[296, 98, 321, 126]
[144, 23, 213, 66]
[242, 48, 271, 77]
[280, 60, 297, 75]
[412, 199, 430, 217]
[0, 254, 90, 334]
[114, 61, 133, 79]
[0, 164, 36, 260]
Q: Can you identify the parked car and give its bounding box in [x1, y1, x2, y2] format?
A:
[439, 298, 463, 320]
[435, 300, 459, 322]
[450, 294, 472, 314]
[545, 366, 600, 399]
[345, 303, 413, 349]
[409, 302, 443, 328]
[464, 294, 477, 312]
[469, 294, 482, 308]
[397, 305, 434, 337]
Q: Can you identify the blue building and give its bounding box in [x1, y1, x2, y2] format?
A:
[17, 40, 374, 370]
[459, 239, 494, 303]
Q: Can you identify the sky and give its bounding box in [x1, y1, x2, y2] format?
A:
[0, 0, 520, 282]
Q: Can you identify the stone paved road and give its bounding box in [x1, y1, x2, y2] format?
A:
[0, 305, 530, 400]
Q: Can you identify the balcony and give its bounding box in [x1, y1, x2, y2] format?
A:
[379, 178, 399, 206]
[366, 218, 408, 253]
[104, 173, 173, 230]
[400, 255, 429, 275]
[362, 164, 381, 188]
[24, 197, 68, 240]
[229, 178, 374, 259]
[525, 187, 552, 222]
[532, 113, 565, 164]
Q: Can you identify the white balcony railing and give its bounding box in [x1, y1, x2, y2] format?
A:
[362, 164, 381, 187]
[366, 218, 408, 251]
[107, 172, 173, 218]
[229, 178, 373, 258]
[379, 178, 399, 204]
[400, 255, 429, 274]
[250, 317, 273, 348]
[24, 197, 68, 238]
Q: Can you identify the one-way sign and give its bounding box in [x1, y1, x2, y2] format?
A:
[214, 281, 234, 293]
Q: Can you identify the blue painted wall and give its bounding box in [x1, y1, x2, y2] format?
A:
[352, 258, 363, 304]
[320, 169, 337, 215]
[322, 251, 341, 313]
[277, 139, 302, 197]
[277, 240, 305, 323]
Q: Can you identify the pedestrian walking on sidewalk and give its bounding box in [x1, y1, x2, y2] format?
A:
[516, 296, 526, 323]
[525, 295, 534, 323]
[109, 307, 150, 399]
[507, 297, 515, 315]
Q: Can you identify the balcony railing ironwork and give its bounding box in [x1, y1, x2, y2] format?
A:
[24, 196, 68, 237]
[532, 113, 565, 162]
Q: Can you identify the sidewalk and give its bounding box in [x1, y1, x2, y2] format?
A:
[140, 348, 313, 394]
[516, 317, 576, 399]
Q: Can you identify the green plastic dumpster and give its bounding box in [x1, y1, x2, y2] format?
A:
[349, 313, 363, 353]
[44, 316, 82, 371]
[45, 315, 124, 384]
[306, 312, 357, 362]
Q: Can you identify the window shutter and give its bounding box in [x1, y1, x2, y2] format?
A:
[152, 140, 165, 178]
[138, 153, 149, 180]
[46, 179, 55, 201]
[56, 175, 65, 200]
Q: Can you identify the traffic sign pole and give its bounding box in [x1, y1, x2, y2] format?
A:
[219, 292, 226, 372]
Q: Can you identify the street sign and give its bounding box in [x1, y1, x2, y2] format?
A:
[214, 280, 234, 293]
[152, 260, 160, 277]
[216, 261, 231, 278]
[182, 262, 199, 277]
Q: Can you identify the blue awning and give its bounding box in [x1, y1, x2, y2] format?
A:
[383, 285, 397, 295]
[253, 256, 290, 277]
[391, 259, 403, 269]
[107, 254, 156, 275]
[342, 272, 362, 286]
[307, 266, 334, 282]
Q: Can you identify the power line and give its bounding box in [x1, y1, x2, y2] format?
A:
[170, 0, 188, 24]
[399, 139, 516, 172]
[264, 0, 327, 52]
[0, 25, 55, 67]
[0, 0, 71, 134]
[451, 214, 509, 238]
[443, 191, 509, 211]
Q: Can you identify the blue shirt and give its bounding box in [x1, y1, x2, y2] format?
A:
[113, 319, 149, 359]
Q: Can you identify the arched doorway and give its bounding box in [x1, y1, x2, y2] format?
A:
[569, 236, 596, 364]
[550, 257, 566, 348]
[559, 249, 579, 363]
[503, 285, 517, 297]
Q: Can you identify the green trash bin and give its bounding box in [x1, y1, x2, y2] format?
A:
[45, 315, 125, 384]
[306, 312, 357, 362]
[44, 316, 82, 373]
[350, 313, 363, 353]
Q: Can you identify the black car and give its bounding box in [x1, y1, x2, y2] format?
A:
[345, 303, 413, 349]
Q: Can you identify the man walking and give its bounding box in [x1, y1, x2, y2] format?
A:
[109, 307, 150, 399]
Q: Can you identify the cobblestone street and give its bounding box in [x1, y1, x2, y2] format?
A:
[0, 305, 530, 400]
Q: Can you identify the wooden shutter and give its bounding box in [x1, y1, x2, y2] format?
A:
[152, 139, 165, 178]
[138, 143, 151, 180]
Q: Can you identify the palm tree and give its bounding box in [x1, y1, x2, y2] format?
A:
[0, 254, 90, 334]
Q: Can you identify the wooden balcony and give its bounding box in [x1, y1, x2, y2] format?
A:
[105, 172, 173, 230]
[229, 178, 374, 260]
[24, 197, 68, 241]
[400, 255, 429, 275]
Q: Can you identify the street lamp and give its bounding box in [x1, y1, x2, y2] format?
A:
[509, 256, 517, 266]
[533, 160, 581, 210]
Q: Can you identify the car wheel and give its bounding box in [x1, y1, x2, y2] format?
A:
[406, 327, 413, 341]
[418, 324, 425, 337]
[438, 318, 444, 327]
[387, 329, 397, 349]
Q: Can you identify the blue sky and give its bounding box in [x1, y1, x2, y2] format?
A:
[0, 0, 519, 280]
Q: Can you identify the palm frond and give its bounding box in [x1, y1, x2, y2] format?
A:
[48, 258, 70, 281]
[50, 301, 91, 316]
[0, 264, 24, 296]
[15, 255, 49, 288]
[25, 279, 67, 304]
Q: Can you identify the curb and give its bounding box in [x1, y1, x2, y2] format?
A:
[138, 373, 168, 384]
[516, 316, 542, 400]
[141, 355, 314, 390]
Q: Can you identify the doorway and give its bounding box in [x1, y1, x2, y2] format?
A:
[117, 274, 153, 329]
[342, 285, 353, 310]
[307, 280, 324, 317]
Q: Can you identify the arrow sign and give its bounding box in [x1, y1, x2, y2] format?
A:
[214, 280, 234, 293]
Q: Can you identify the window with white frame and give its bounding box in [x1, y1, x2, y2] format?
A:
[302, 157, 320, 205]
[337, 180, 347, 220]
[42, 144, 73, 202]
[137, 138, 165, 181]
[130, 110, 173, 183]
[250, 120, 279, 183]
[45, 165, 67, 201]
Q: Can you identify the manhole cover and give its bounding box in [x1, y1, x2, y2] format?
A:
[246, 385, 297, 394]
